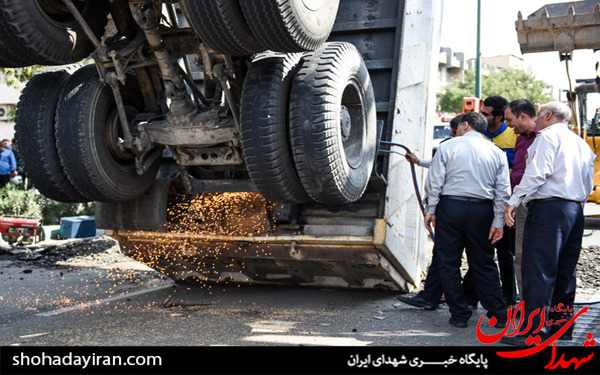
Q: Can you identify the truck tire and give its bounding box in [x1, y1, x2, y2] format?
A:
[14, 70, 90, 203]
[289, 42, 377, 204]
[0, 42, 30, 68]
[239, 0, 339, 52]
[240, 52, 311, 203]
[55, 65, 160, 203]
[0, 0, 108, 67]
[182, 0, 264, 56]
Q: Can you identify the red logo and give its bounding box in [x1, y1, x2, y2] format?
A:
[476, 302, 595, 370]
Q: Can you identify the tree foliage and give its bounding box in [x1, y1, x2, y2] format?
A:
[0, 66, 44, 88]
[438, 68, 553, 113]
[0, 185, 95, 225]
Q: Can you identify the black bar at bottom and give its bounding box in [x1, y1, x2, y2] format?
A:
[1, 346, 598, 375]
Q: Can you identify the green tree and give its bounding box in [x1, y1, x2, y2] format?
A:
[438, 68, 553, 112]
[0, 185, 95, 225]
[0, 66, 44, 88]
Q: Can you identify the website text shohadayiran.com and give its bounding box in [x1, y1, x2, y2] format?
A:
[11, 351, 162, 370]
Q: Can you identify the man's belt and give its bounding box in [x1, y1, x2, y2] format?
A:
[441, 195, 490, 203]
[527, 197, 583, 207]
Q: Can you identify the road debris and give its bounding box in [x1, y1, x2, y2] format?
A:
[162, 296, 213, 308]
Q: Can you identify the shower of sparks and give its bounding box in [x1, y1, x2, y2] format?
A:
[0, 193, 281, 323]
[126, 192, 276, 288]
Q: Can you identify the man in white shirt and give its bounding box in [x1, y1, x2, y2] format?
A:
[503, 101, 596, 344]
[424, 112, 510, 328]
[405, 114, 462, 168]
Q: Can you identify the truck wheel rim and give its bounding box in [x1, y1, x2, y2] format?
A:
[104, 106, 136, 165]
[341, 79, 366, 169]
[301, 0, 326, 11]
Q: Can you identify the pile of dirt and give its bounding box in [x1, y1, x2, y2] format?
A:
[0, 236, 123, 267]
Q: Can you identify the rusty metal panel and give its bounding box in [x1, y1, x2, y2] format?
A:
[110, 230, 402, 290]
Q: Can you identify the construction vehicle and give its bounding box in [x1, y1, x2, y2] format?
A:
[516, 0, 600, 203]
[6, 0, 441, 290]
[462, 97, 483, 113]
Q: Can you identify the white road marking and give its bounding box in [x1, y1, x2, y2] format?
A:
[35, 283, 173, 317]
[19, 332, 49, 339]
[243, 334, 371, 346]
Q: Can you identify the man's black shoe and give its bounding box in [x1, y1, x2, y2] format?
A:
[557, 333, 573, 341]
[449, 317, 468, 328]
[486, 311, 508, 328]
[500, 335, 528, 346]
[395, 295, 436, 310]
[503, 294, 518, 306]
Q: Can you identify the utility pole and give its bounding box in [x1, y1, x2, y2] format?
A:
[475, 0, 482, 98]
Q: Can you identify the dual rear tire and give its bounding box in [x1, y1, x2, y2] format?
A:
[241, 43, 377, 204]
[0, 0, 108, 67]
[240, 52, 310, 203]
[15, 65, 160, 203]
[15, 69, 89, 203]
[182, 0, 340, 55]
[55, 65, 160, 202]
[13, 1, 369, 206]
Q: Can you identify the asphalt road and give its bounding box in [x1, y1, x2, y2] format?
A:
[2, 203, 600, 349]
[0, 259, 491, 347]
[0, 243, 598, 348]
[1, 232, 599, 375]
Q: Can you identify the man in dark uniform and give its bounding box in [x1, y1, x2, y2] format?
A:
[423, 112, 510, 327]
[397, 115, 465, 310]
[468, 96, 518, 306]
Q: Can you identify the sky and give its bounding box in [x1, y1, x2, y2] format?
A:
[440, 0, 600, 99]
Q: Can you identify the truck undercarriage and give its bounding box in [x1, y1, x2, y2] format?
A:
[6, 0, 440, 290]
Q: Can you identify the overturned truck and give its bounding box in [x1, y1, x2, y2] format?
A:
[8, 0, 440, 290]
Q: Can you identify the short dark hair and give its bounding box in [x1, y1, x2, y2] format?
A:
[461, 112, 487, 134]
[449, 114, 464, 129]
[483, 96, 509, 119]
[506, 99, 536, 118]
